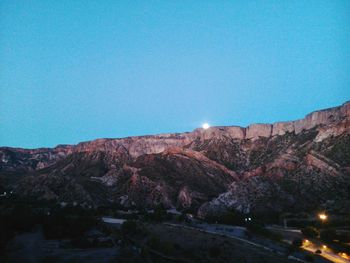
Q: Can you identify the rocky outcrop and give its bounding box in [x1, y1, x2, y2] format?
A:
[246, 124, 272, 139]
[0, 145, 74, 171]
[305, 152, 340, 176]
[0, 101, 349, 213]
[273, 101, 350, 136]
[2, 102, 348, 170]
[272, 121, 294, 136]
[195, 101, 349, 139]
[243, 101, 350, 138]
[192, 126, 246, 140]
[314, 119, 350, 142]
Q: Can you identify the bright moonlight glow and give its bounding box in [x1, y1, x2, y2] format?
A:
[202, 123, 210, 129]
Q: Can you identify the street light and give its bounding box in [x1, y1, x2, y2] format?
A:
[318, 213, 327, 221]
[340, 253, 349, 259]
[303, 239, 311, 247]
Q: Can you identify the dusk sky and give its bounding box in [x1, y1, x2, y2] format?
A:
[1, 0, 349, 148]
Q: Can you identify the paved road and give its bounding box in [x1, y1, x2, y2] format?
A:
[268, 226, 350, 263]
[302, 243, 350, 263]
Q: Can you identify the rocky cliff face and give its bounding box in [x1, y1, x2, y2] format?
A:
[1, 101, 349, 214]
[0, 145, 74, 172]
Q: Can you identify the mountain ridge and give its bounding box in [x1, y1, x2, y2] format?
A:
[2, 100, 349, 151]
[1, 101, 349, 216]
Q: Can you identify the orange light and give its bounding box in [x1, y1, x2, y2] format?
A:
[303, 239, 310, 247]
[340, 253, 348, 259]
[318, 213, 327, 221]
[322, 245, 327, 249]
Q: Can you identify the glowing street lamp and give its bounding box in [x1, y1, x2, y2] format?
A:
[303, 239, 311, 247]
[340, 253, 349, 259]
[318, 213, 327, 221]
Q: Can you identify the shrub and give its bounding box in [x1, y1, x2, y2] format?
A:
[320, 229, 337, 242]
[305, 254, 314, 262]
[204, 209, 244, 225]
[209, 246, 221, 258]
[184, 248, 196, 259]
[173, 243, 181, 250]
[145, 205, 170, 222]
[0, 215, 15, 250]
[121, 220, 138, 235]
[269, 231, 283, 242]
[149, 212, 162, 222]
[246, 222, 266, 234]
[11, 205, 37, 232]
[292, 238, 303, 248]
[221, 210, 244, 225]
[161, 242, 175, 255]
[338, 232, 350, 243]
[246, 222, 281, 241]
[148, 235, 160, 250]
[301, 227, 319, 238]
[42, 211, 97, 239]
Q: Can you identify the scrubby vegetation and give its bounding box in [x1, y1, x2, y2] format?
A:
[0, 197, 100, 250]
[292, 238, 302, 248]
[246, 222, 282, 242]
[41, 207, 98, 239]
[304, 254, 314, 262]
[320, 229, 337, 242]
[0, 201, 39, 251]
[301, 227, 319, 238]
[205, 209, 245, 225]
[324, 134, 350, 166]
[142, 205, 171, 222]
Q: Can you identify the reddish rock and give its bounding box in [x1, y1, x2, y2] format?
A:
[0, 101, 349, 213]
[245, 124, 272, 139]
[272, 121, 294, 136]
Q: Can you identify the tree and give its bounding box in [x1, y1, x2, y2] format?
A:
[292, 238, 303, 248]
[301, 227, 319, 238]
[221, 210, 244, 225]
[209, 246, 221, 258]
[320, 229, 337, 242]
[121, 220, 138, 235]
[148, 235, 160, 250]
[305, 254, 314, 262]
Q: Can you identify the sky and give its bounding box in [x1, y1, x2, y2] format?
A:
[1, 0, 349, 148]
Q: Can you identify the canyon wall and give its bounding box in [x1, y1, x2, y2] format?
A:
[192, 101, 350, 140]
[1, 101, 349, 168]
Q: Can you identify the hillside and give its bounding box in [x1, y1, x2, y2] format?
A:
[1, 101, 349, 216]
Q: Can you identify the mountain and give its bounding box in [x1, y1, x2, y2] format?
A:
[1, 102, 349, 216]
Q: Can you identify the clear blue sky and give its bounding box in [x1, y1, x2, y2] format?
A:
[1, 1, 349, 148]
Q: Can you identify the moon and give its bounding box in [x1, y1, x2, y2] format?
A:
[202, 123, 210, 129]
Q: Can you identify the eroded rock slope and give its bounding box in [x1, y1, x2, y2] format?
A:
[1, 102, 349, 214]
